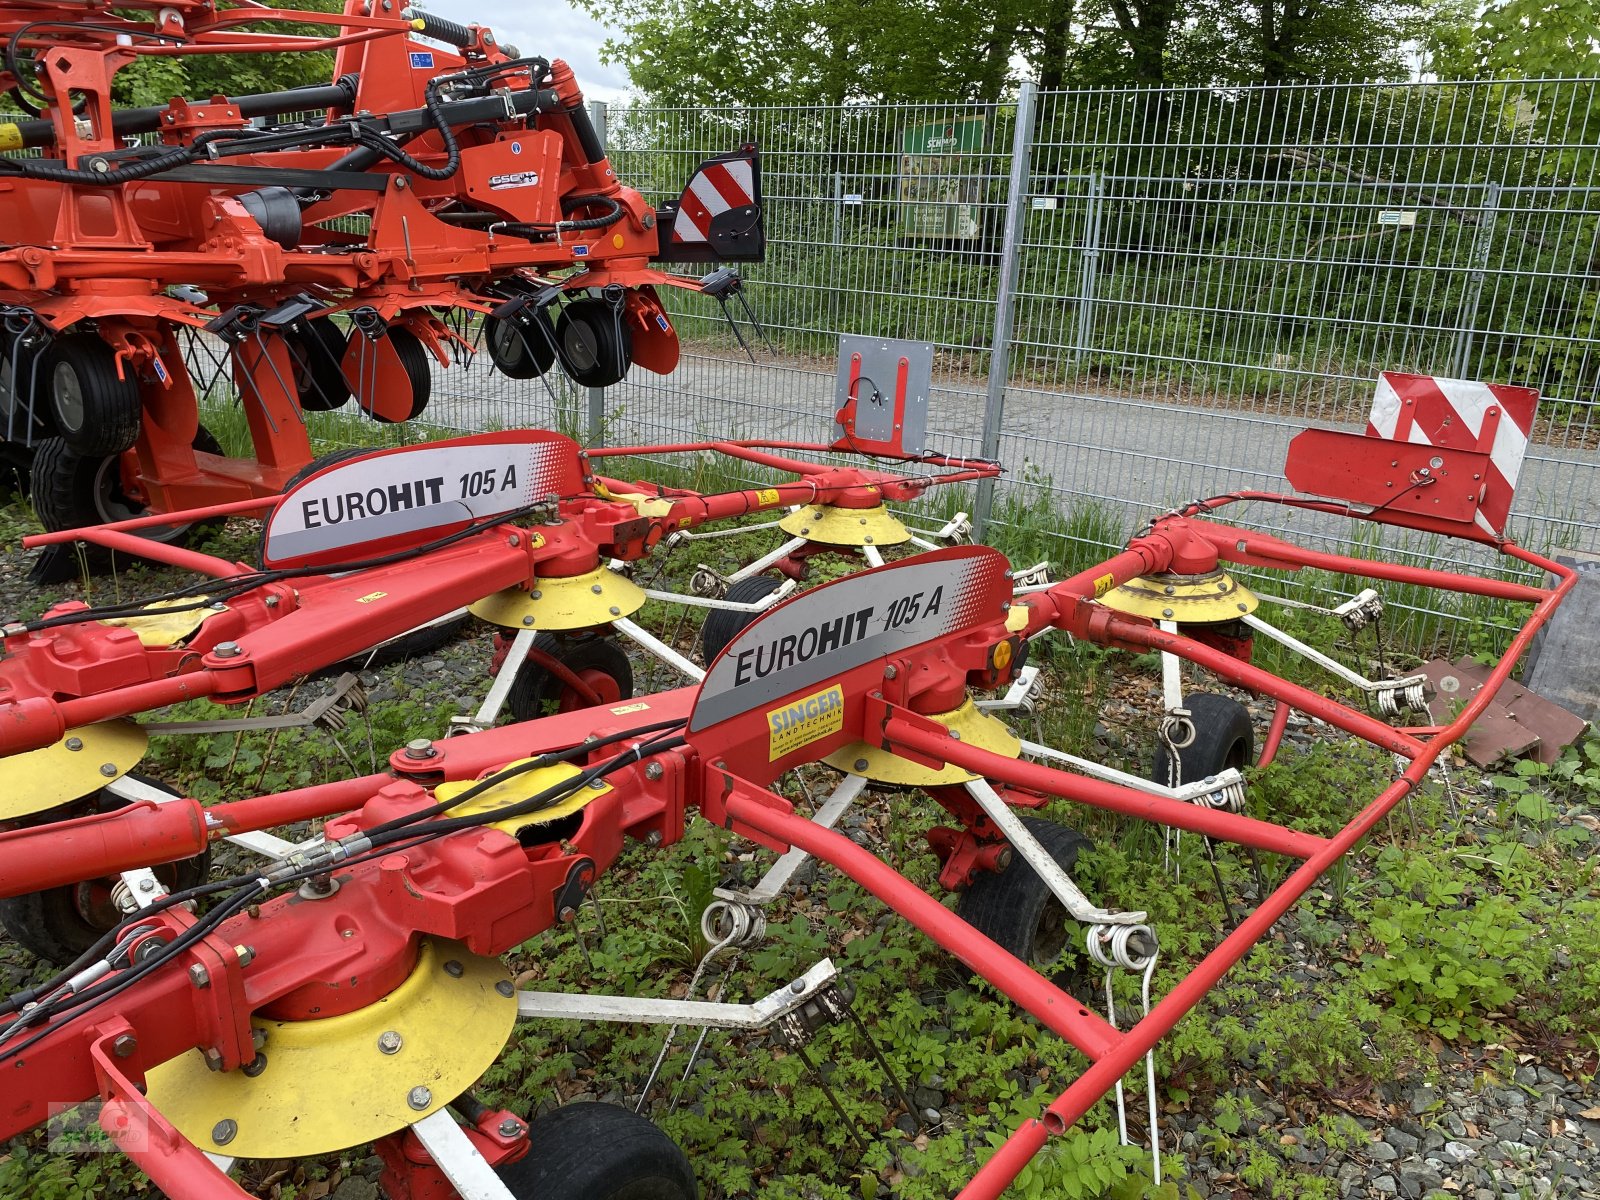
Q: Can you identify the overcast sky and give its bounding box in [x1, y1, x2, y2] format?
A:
[430, 0, 632, 101]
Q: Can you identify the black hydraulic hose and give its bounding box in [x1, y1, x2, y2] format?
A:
[564, 101, 606, 165]
[4, 77, 361, 150]
[401, 7, 475, 48]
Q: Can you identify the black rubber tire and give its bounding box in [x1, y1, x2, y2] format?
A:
[29, 426, 225, 580]
[956, 816, 1091, 969]
[508, 633, 634, 722]
[495, 1102, 696, 1200]
[0, 776, 211, 965]
[43, 333, 142, 456]
[699, 575, 785, 663]
[364, 326, 431, 423]
[287, 318, 352, 411]
[1150, 692, 1254, 786]
[485, 312, 558, 380]
[555, 298, 633, 388]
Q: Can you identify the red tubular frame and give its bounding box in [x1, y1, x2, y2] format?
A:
[722, 781, 1119, 1058]
[0, 455, 1576, 1199]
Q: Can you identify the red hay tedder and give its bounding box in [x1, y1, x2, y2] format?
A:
[0, 367, 1575, 1197]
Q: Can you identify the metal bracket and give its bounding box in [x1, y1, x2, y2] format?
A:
[408, 1110, 519, 1200]
[975, 664, 1041, 713]
[963, 778, 1146, 925]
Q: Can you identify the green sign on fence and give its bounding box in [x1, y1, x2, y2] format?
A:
[900, 114, 986, 241]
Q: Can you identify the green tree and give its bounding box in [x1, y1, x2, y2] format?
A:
[1431, 0, 1600, 78]
[576, 0, 1045, 104]
[110, 0, 342, 108]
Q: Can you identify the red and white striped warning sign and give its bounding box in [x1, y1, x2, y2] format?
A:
[1368, 372, 1538, 536]
[672, 158, 756, 245]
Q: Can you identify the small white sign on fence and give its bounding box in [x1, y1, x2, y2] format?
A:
[1031, 196, 1058, 211]
[1376, 210, 1418, 227]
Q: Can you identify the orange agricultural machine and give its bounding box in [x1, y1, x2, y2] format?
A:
[0, 0, 762, 568]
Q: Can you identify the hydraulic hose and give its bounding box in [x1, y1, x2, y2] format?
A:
[3, 77, 360, 150]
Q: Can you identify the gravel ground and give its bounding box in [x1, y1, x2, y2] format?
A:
[1, 512, 1596, 1200]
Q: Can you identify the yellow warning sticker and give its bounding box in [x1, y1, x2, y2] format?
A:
[1092, 574, 1116, 598]
[610, 702, 651, 715]
[0, 124, 22, 153]
[356, 591, 389, 603]
[755, 488, 781, 506]
[766, 684, 845, 760]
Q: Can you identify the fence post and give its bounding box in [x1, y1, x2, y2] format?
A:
[833, 172, 843, 248]
[973, 81, 1039, 540]
[1452, 181, 1501, 380]
[1074, 170, 1102, 360]
[586, 99, 609, 446]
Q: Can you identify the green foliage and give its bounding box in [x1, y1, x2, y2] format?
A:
[109, 1, 343, 108]
[1357, 845, 1543, 1041]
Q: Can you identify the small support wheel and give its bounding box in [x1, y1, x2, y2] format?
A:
[485, 311, 557, 379]
[44, 333, 141, 456]
[0, 777, 211, 965]
[361, 327, 432, 423]
[555, 297, 633, 388]
[1150, 692, 1254, 785]
[699, 575, 785, 663]
[956, 815, 1090, 970]
[288, 318, 352, 411]
[494, 1102, 697, 1200]
[508, 633, 634, 721]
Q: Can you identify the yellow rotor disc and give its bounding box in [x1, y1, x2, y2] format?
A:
[146, 939, 516, 1159]
[0, 720, 149, 818]
[825, 697, 1019, 786]
[433, 759, 611, 839]
[1097, 570, 1259, 622]
[469, 565, 647, 631]
[777, 504, 910, 547]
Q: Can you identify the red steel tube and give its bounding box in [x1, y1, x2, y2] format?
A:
[1193, 521, 1551, 604]
[883, 717, 1329, 859]
[723, 788, 1120, 1060]
[42, 527, 250, 580]
[23, 496, 277, 547]
[1103, 616, 1427, 757]
[53, 675, 225, 740]
[957, 554, 1579, 1200]
[0, 801, 209, 897]
[209, 771, 391, 834]
[1256, 701, 1292, 769]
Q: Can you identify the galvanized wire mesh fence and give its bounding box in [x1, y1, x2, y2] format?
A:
[111, 81, 1596, 642]
[543, 79, 1597, 643]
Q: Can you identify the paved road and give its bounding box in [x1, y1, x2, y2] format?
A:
[428, 349, 1600, 564]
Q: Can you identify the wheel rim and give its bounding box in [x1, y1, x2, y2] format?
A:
[91, 454, 186, 542]
[563, 315, 601, 373]
[490, 320, 524, 367]
[52, 360, 84, 432]
[1032, 901, 1070, 964]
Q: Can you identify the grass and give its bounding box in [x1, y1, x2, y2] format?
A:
[0, 425, 1596, 1200]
